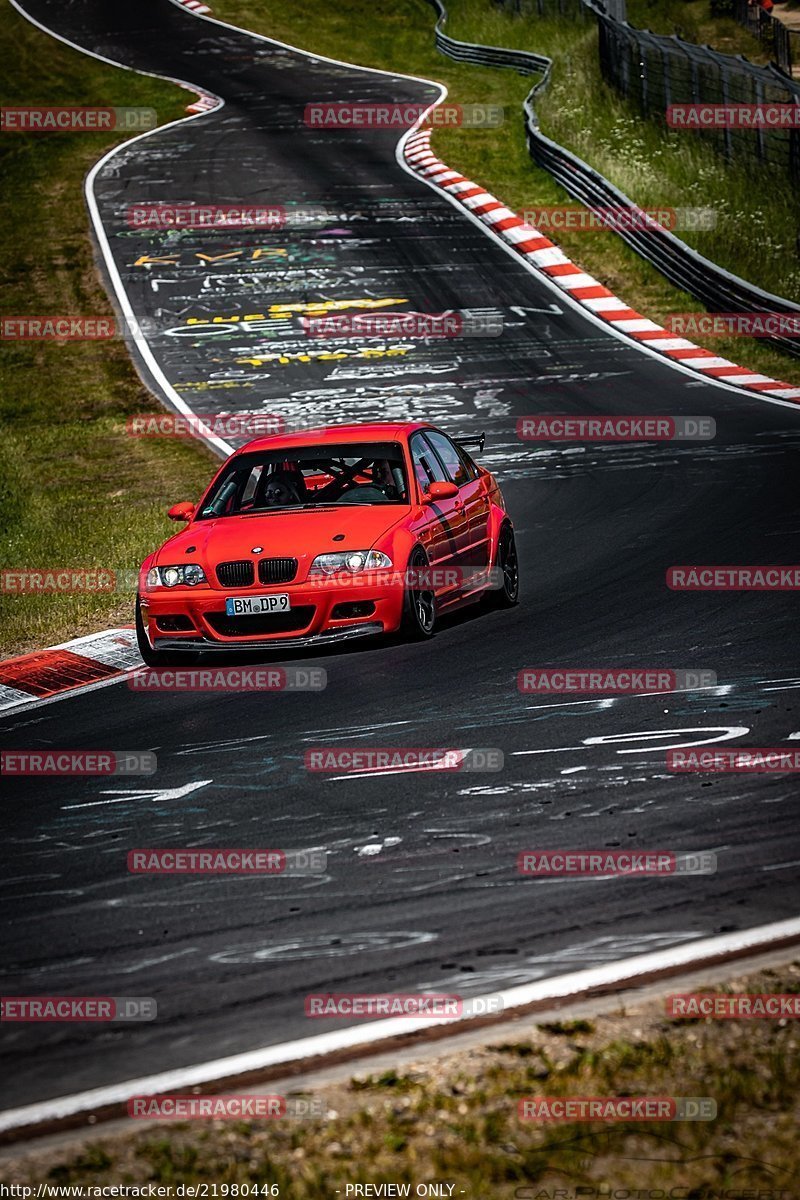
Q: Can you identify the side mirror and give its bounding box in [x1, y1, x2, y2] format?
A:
[423, 480, 459, 503]
[168, 501, 194, 522]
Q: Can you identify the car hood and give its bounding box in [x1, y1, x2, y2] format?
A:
[157, 506, 410, 567]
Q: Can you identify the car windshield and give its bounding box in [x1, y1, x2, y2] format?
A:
[197, 442, 410, 519]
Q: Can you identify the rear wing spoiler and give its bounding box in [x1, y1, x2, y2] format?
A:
[455, 433, 485, 455]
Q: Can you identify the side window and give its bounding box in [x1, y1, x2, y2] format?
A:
[410, 433, 447, 493]
[425, 431, 470, 485]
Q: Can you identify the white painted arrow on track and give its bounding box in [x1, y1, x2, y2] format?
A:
[62, 780, 211, 810]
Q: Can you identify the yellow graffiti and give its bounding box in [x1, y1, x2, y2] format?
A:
[185, 298, 408, 325]
[133, 255, 180, 266]
[235, 346, 412, 367]
[133, 247, 289, 267]
[271, 297, 407, 316]
[174, 381, 254, 390]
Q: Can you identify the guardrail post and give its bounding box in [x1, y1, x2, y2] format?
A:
[662, 43, 672, 108]
[718, 54, 734, 162]
[754, 76, 766, 161]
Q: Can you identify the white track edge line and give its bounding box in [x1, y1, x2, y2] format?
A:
[15, 0, 800, 440]
[1, 915, 799, 1134]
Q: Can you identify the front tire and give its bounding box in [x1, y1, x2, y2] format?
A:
[135, 597, 200, 667]
[400, 547, 436, 640]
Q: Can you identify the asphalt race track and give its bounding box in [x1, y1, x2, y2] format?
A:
[2, 0, 800, 1114]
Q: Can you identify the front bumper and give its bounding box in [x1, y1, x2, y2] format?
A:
[140, 576, 404, 650]
[147, 622, 385, 654]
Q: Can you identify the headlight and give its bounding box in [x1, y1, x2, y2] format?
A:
[309, 550, 393, 576]
[182, 564, 205, 586]
[147, 564, 207, 588]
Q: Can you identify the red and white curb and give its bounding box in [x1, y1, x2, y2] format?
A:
[0, 629, 139, 713]
[185, 92, 219, 114]
[177, 0, 212, 13]
[404, 129, 800, 403]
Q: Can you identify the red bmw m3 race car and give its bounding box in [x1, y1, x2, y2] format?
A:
[135, 422, 518, 664]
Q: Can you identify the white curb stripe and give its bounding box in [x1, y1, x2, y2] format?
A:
[400, 133, 800, 405]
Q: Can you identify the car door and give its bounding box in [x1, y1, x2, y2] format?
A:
[423, 430, 491, 585]
[408, 432, 468, 599]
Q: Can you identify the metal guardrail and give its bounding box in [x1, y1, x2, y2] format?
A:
[423, 0, 800, 358]
[730, 0, 797, 76]
[592, 8, 800, 181]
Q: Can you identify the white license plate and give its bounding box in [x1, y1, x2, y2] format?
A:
[225, 593, 291, 616]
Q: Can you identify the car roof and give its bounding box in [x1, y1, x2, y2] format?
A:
[236, 422, 435, 455]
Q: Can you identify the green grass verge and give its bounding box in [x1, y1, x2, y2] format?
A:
[7, 962, 800, 1191]
[0, 0, 216, 657]
[212, 0, 800, 388]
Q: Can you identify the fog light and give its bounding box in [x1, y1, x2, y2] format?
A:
[331, 601, 376, 620]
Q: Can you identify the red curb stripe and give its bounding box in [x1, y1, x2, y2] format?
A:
[568, 285, 615, 300]
[493, 216, 525, 231]
[607, 309, 646, 323]
[637, 330, 690, 342]
[542, 263, 584, 277]
[518, 238, 552, 253]
[0, 650, 120, 698]
[748, 380, 795, 391]
[662, 347, 718, 360]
